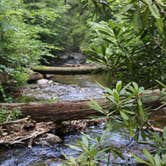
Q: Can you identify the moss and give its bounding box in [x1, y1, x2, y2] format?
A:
[32, 65, 106, 74]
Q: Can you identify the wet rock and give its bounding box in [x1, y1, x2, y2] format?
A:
[28, 72, 44, 83]
[37, 79, 53, 85]
[21, 80, 104, 102]
[62, 52, 86, 64]
[0, 158, 18, 166]
[45, 74, 55, 79]
[47, 52, 86, 66]
[36, 133, 62, 146]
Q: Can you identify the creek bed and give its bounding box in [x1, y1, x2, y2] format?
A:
[16, 73, 110, 102]
[0, 121, 154, 166]
[0, 74, 165, 166]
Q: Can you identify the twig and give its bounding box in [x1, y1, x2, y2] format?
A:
[152, 104, 166, 111]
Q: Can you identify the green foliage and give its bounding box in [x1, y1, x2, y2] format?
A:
[0, 0, 45, 89]
[0, 108, 21, 124]
[0, 0, 66, 100]
[64, 82, 166, 165]
[84, 0, 166, 86]
[134, 149, 166, 166]
[86, 21, 143, 71]
[63, 132, 123, 166]
[91, 81, 147, 137]
[23, 0, 64, 56]
[55, 0, 92, 52]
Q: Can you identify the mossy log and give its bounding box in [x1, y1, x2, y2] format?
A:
[32, 65, 106, 74]
[0, 89, 165, 122]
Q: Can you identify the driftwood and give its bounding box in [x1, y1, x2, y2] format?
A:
[0, 117, 108, 146]
[32, 65, 106, 74]
[0, 117, 55, 146]
[0, 89, 165, 122]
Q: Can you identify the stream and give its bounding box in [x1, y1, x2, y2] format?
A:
[0, 73, 165, 166]
[0, 122, 152, 166]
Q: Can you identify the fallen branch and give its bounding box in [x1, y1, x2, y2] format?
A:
[0, 118, 55, 146]
[147, 121, 164, 133]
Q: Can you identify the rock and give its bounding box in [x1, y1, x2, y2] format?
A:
[37, 79, 53, 85]
[62, 52, 86, 65]
[45, 74, 55, 79]
[43, 52, 86, 66]
[0, 158, 18, 166]
[36, 133, 62, 146]
[28, 72, 44, 83]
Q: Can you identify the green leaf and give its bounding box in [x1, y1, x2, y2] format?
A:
[113, 89, 120, 103]
[133, 8, 142, 32]
[123, 109, 135, 115]
[156, 80, 166, 88]
[154, 154, 161, 166]
[67, 144, 82, 152]
[133, 154, 150, 165]
[89, 100, 103, 114]
[144, 0, 160, 18]
[120, 111, 129, 120]
[163, 127, 166, 139]
[116, 81, 122, 92]
[82, 136, 89, 147]
[143, 149, 155, 165]
[132, 82, 139, 91]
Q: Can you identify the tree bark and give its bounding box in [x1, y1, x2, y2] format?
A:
[0, 89, 165, 122]
[0, 99, 109, 121]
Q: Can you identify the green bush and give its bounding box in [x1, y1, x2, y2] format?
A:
[84, 0, 166, 86]
[0, 108, 21, 124]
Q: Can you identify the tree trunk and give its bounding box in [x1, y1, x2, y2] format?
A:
[0, 89, 165, 122]
[0, 99, 109, 122]
[32, 65, 106, 74]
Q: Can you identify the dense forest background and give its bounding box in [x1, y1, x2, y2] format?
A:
[0, 0, 165, 101]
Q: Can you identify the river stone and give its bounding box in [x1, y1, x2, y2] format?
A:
[28, 72, 44, 83]
[36, 133, 62, 146]
[62, 52, 86, 64]
[37, 79, 53, 85]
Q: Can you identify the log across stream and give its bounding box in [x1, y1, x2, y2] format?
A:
[0, 71, 165, 165]
[32, 65, 106, 74]
[0, 89, 165, 122]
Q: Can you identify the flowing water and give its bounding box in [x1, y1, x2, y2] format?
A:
[0, 121, 152, 166]
[17, 73, 112, 102]
[0, 73, 165, 166]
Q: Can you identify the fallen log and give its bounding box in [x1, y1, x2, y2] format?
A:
[0, 89, 165, 122]
[0, 99, 109, 122]
[32, 65, 106, 74]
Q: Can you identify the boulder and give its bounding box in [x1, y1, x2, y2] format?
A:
[37, 79, 53, 85]
[28, 72, 44, 83]
[35, 133, 62, 146]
